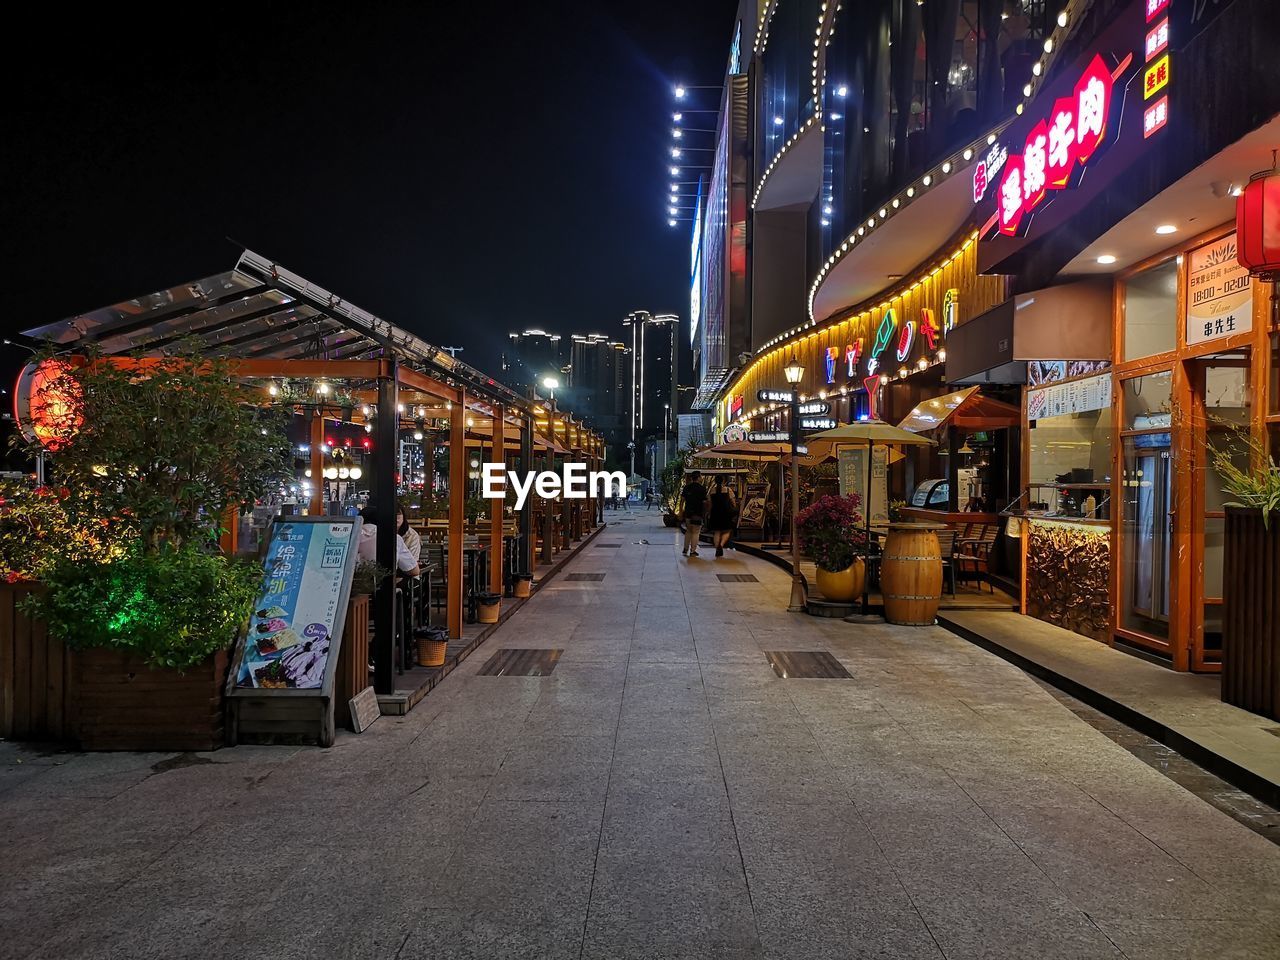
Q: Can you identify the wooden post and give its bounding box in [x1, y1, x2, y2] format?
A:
[309, 411, 325, 516]
[489, 405, 506, 596]
[447, 395, 466, 639]
[520, 412, 534, 575]
[373, 370, 399, 696]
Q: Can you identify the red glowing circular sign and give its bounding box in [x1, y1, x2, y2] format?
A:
[13, 360, 83, 451]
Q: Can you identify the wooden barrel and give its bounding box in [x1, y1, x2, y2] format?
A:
[881, 523, 943, 625]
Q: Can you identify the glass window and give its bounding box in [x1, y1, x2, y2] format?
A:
[1123, 259, 1179, 361]
[1122, 370, 1172, 430]
[1119, 434, 1172, 640]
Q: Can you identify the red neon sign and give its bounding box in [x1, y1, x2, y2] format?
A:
[1143, 96, 1169, 138]
[998, 54, 1117, 237]
[1146, 0, 1170, 22]
[1145, 18, 1169, 61]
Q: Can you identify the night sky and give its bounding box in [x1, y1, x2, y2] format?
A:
[0, 1, 737, 382]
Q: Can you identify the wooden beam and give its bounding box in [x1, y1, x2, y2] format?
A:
[398, 365, 462, 403]
[448, 394, 466, 639]
[489, 404, 506, 596]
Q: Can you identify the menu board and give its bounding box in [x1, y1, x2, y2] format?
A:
[1186, 233, 1253, 347]
[838, 446, 889, 523]
[231, 518, 360, 691]
[1027, 373, 1113, 421]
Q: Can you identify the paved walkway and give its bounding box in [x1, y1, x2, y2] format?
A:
[940, 609, 1280, 806]
[3, 511, 1279, 960]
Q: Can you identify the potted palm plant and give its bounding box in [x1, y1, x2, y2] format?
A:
[796, 493, 869, 604]
[1213, 431, 1280, 719]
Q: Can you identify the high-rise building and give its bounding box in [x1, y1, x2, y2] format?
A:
[501, 329, 566, 391]
[564, 334, 628, 461]
[622, 311, 679, 479]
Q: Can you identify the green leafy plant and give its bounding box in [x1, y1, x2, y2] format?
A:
[0, 481, 131, 583]
[31, 542, 260, 670]
[351, 558, 391, 597]
[659, 458, 685, 514]
[19, 349, 291, 551]
[796, 493, 869, 572]
[1210, 425, 1280, 527]
[888, 499, 908, 522]
[12, 347, 291, 667]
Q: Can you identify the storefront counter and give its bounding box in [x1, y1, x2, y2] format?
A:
[1012, 515, 1111, 642]
[901, 508, 1001, 528]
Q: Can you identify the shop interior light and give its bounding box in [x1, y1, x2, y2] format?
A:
[323, 467, 338, 480]
[1097, 255, 1118, 264]
[349, 467, 362, 481]
[1155, 224, 1177, 235]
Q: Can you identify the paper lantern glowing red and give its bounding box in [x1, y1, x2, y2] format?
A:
[1237, 166, 1280, 281]
[13, 360, 83, 451]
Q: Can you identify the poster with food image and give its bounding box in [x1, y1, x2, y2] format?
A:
[232, 518, 360, 691]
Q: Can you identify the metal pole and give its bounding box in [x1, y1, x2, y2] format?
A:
[787, 393, 806, 612]
[862, 440, 873, 615]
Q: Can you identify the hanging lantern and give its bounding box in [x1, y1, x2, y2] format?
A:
[1237, 151, 1280, 282]
[13, 359, 83, 451]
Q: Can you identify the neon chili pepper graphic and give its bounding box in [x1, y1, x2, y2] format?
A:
[895, 320, 916, 363]
[920, 308, 940, 351]
[870, 309, 896, 359]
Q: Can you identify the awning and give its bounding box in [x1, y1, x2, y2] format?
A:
[897, 386, 1021, 434]
[946, 279, 1111, 385]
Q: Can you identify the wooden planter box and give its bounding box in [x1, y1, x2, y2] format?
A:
[334, 594, 371, 731]
[1223, 507, 1280, 719]
[75, 647, 230, 752]
[0, 582, 75, 742]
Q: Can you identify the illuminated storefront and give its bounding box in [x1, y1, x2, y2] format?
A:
[975, 0, 1280, 670]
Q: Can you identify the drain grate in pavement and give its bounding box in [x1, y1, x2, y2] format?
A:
[477, 648, 563, 677]
[717, 573, 759, 583]
[566, 573, 606, 581]
[764, 650, 852, 679]
[596, 543, 622, 548]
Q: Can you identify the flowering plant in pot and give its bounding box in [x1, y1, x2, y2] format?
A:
[796, 493, 869, 603]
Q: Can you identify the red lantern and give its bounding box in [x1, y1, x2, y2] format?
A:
[1237, 155, 1280, 282]
[13, 360, 83, 451]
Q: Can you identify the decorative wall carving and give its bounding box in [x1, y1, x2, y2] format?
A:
[1026, 521, 1110, 642]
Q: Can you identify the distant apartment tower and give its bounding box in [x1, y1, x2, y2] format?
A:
[501, 329, 566, 391]
[622, 311, 679, 478]
[565, 334, 628, 455]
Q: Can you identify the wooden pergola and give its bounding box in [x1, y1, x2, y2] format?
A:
[19, 249, 606, 696]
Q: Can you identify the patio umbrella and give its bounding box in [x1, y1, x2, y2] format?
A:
[805, 421, 936, 613]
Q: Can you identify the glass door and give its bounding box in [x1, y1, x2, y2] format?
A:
[1191, 351, 1251, 670]
[1118, 370, 1175, 650]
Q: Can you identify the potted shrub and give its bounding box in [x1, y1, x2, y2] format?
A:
[659, 458, 684, 526]
[16, 350, 290, 750]
[1213, 432, 1280, 719]
[796, 493, 869, 604]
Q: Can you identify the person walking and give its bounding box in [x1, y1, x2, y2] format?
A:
[679, 470, 707, 558]
[705, 476, 738, 558]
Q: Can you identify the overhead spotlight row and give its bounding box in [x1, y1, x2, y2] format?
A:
[753, 0, 779, 55]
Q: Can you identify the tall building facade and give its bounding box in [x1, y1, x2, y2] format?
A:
[696, 0, 1280, 674]
[501, 329, 566, 390]
[564, 334, 629, 462]
[622, 311, 680, 479]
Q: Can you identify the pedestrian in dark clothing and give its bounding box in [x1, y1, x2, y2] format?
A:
[680, 471, 708, 557]
[705, 476, 738, 558]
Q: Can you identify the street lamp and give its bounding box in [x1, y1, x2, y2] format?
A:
[782, 356, 806, 613]
[664, 402, 670, 473]
[542, 375, 559, 401]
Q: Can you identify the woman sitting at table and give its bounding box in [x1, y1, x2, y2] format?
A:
[358, 505, 420, 577]
[396, 501, 422, 563]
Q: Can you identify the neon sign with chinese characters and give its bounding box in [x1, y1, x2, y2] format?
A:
[997, 54, 1124, 238]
